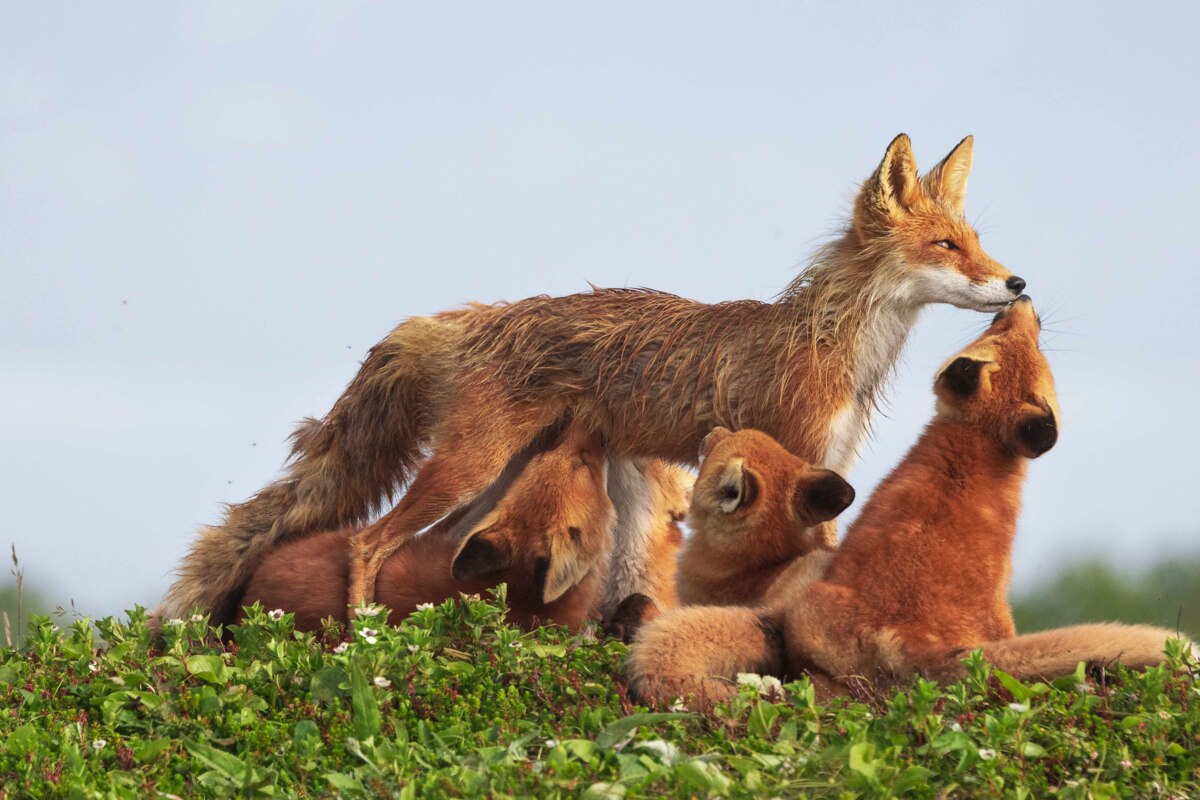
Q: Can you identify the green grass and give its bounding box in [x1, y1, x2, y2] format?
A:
[1, 591, 1197, 799]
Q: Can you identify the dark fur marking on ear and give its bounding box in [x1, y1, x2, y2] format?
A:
[452, 537, 506, 581]
[1018, 412, 1058, 457]
[568, 526, 582, 544]
[940, 356, 986, 396]
[804, 471, 856, 522]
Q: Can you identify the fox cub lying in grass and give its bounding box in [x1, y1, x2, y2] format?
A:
[236, 422, 689, 633]
[629, 297, 1192, 708]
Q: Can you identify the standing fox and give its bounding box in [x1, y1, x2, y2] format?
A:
[162, 133, 1027, 621]
[629, 298, 1192, 708]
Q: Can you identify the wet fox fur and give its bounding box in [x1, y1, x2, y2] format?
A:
[629, 299, 1192, 707]
[162, 133, 1027, 620]
[235, 422, 616, 632]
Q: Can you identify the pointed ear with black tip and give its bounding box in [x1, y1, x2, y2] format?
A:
[1012, 411, 1058, 459]
[860, 133, 920, 220]
[921, 135, 974, 214]
[541, 535, 595, 603]
[700, 426, 733, 462]
[935, 356, 991, 400]
[451, 526, 514, 582]
[713, 459, 758, 514]
[794, 469, 855, 525]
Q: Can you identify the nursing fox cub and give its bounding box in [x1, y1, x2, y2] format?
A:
[629, 298, 1190, 707]
[162, 134, 1029, 621]
[235, 423, 687, 632]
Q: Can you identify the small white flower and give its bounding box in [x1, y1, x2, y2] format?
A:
[415, 602, 435, 611]
[166, 618, 184, 626]
[51, 625, 60, 632]
[190, 613, 204, 623]
[463, 594, 482, 602]
[758, 675, 785, 698]
[950, 722, 963, 732]
[978, 748, 996, 761]
[373, 676, 392, 688]
[407, 644, 419, 653]
[333, 642, 349, 654]
[362, 635, 377, 645]
[353, 605, 382, 617]
[359, 627, 378, 638]
[668, 698, 687, 712]
[1008, 702, 1029, 713]
[736, 672, 764, 689]
[1120, 759, 1133, 769]
[544, 738, 559, 748]
[88, 661, 99, 673]
[268, 609, 285, 621]
[1074, 682, 1092, 694]
[509, 640, 522, 649]
[1158, 710, 1172, 720]
[92, 739, 107, 750]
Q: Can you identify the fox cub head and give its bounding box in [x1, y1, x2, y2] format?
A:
[451, 423, 615, 603]
[690, 427, 855, 557]
[934, 295, 1060, 459]
[853, 134, 1024, 313]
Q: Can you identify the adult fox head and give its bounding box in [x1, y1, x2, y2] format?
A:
[690, 427, 855, 557]
[933, 295, 1060, 458]
[451, 423, 615, 603]
[853, 134, 1025, 313]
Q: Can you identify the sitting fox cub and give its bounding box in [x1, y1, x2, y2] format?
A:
[629, 297, 1191, 707]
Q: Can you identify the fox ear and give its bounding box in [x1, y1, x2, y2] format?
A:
[861, 133, 920, 219]
[922, 135, 974, 215]
[700, 427, 733, 462]
[935, 356, 992, 399]
[794, 469, 855, 524]
[541, 536, 594, 603]
[713, 459, 758, 514]
[451, 525, 514, 581]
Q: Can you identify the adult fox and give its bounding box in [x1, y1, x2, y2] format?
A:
[628, 299, 1192, 708]
[162, 133, 1027, 620]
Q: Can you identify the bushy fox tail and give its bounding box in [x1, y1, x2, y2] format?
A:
[977, 623, 1192, 681]
[160, 318, 450, 623]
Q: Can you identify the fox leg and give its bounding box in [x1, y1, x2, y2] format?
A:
[347, 393, 565, 607]
[600, 458, 666, 618]
[626, 606, 785, 711]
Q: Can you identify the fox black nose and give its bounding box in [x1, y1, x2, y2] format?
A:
[1006, 276, 1026, 294]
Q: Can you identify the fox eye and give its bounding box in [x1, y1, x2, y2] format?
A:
[933, 239, 958, 250]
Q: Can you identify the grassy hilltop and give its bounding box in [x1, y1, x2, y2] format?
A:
[0, 593, 1197, 799]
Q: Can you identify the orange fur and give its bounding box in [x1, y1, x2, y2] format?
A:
[675, 428, 852, 606]
[630, 299, 1190, 708]
[235, 422, 614, 632]
[162, 134, 1024, 620]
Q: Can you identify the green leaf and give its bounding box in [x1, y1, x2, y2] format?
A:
[583, 781, 627, 799]
[309, 665, 347, 705]
[349, 662, 382, 740]
[185, 654, 227, 684]
[748, 701, 780, 739]
[1021, 741, 1047, 758]
[676, 759, 731, 792]
[993, 669, 1032, 703]
[848, 741, 877, 779]
[133, 738, 173, 763]
[184, 739, 249, 781]
[595, 712, 693, 750]
[323, 772, 364, 792]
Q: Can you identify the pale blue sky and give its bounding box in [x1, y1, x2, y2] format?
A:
[2, 2, 1198, 617]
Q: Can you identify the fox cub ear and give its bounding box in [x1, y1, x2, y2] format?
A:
[700, 426, 733, 462]
[935, 356, 991, 398]
[541, 535, 594, 603]
[714, 459, 758, 514]
[922, 135, 974, 215]
[451, 526, 514, 582]
[794, 469, 855, 524]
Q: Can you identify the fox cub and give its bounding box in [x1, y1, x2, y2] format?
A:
[629, 298, 1191, 707]
[610, 427, 852, 644]
[236, 422, 616, 632]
